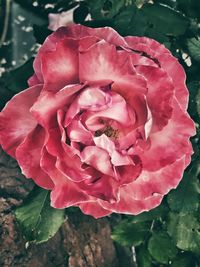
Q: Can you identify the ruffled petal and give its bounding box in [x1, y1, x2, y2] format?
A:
[67, 119, 93, 145]
[126, 157, 186, 200]
[84, 93, 133, 131]
[15, 125, 54, 189]
[125, 36, 188, 110]
[31, 84, 83, 128]
[136, 65, 174, 131]
[41, 148, 90, 208]
[79, 173, 119, 202]
[0, 85, 42, 157]
[64, 86, 112, 126]
[81, 146, 113, 176]
[46, 110, 93, 182]
[63, 24, 127, 47]
[30, 27, 70, 84]
[41, 38, 79, 92]
[79, 40, 147, 94]
[140, 99, 195, 171]
[79, 201, 112, 218]
[99, 191, 163, 215]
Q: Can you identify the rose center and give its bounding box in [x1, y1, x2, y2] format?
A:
[95, 125, 119, 139]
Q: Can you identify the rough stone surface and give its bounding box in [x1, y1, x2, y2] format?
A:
[0, 148, 134, 267]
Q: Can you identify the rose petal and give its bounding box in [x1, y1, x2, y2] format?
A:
[41, 148, 90, 208]
[99, 191, 163, 215]
[67, 119, 93, 145]
[79, 174, 119, 203]
[81, 146, 113, 176]
[31, 84, 83, 128]
[79, 40, 147, 94]
[0, 85, 42, 157]
[140, 99, 195, 171]
[79, 201, 112, 218]
[127, 157, 186, 200]
[63, 24, 127, 47]
[15, 125, 54, 189]
[136, 65, 174, 131]
[30, 27, 70, 85]
[125, 36, 188, 110]
[46, 110, 92, 182]
[64, 86, 112, 126]
[41, 38, 79, 92]
[84, 93, 133, 131]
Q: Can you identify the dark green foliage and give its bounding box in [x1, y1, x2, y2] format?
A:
[0, 0, 200, 265]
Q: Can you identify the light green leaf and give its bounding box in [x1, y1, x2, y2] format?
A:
[167, 212, 200, 254]
[148, 232, 178, 264]
[15, 186, 65, 244]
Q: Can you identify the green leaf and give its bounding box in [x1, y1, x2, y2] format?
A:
[0, 58, 34, 109]
[33, 25, 52, 44]
[105, 0, 125, 18]
[171, 253, 196, 267]
[167, 212, 200, 254]
[142, 3, 189, 36]
[15, 186, 65, 244]
[187, 81, 200, 123]
[5, 58, 34, 92]
[112, 219, 151, 247]
[187, 38, 200, 62]
[136, 245, 152, 267]
[128, 204, 168, 223]
[86, 0, 104, 19]
[167, 167, 200, 214]
[148, 232, 178, 264]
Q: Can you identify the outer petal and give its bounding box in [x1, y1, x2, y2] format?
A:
[127, 157, 186, 200]
[79, 202, 112, 218]
[99, 191, 163, 215]
[41, 148, 90, 208]
[0, 85, 42, 157]
[140, 99, 195, 171]
[15, 126, 54, 189]
[41, 38, 79, 92]
[79, 40, 147, 94]
[63, 24, 127, 47]
[29, 26, 70, 85]
[125, 36, 188, 110]
[136, 65, 174, 131]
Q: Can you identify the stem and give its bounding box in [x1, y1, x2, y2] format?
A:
[0, 0, 11, 47]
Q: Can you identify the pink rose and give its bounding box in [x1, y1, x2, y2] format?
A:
[0, 25, 195, 218]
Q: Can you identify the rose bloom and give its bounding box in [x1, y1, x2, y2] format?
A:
[0, 25, 195, 218]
